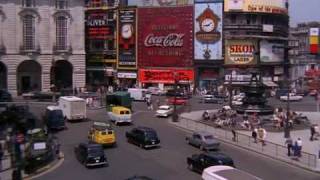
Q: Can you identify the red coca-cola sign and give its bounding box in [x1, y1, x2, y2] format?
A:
[138, 6, 193, 67]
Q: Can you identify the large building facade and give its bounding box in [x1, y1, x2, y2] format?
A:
[0, 0, 86, 96]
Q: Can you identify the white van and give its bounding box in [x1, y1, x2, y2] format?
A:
[202, 166, 262, 180]
[128, 88, 148, 101]
[59, 96, 86, 121]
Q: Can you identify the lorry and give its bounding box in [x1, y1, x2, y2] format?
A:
[106, 91, 132, 111]
[127, 88, 148, 101]
[58, 96, 86, 121]
[43, 106, 65, 130]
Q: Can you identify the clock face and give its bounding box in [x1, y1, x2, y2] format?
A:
[201, 18, 215, 32]
[121, 24, 133, 39]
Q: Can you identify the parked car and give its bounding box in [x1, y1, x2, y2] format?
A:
[280, 93, 303, 101]
[147, 87, 166, 96]
[202, 95, 223, 104]
[186, 131, 220, 151]
[74, 143, 108, 167]
[167, 97, 187, 105]
[156, 105, 173, 117]
[43, 106, 65, 131]
[125, 127, 160, 149]
[0, 89, 12, 106]
[187, 152, 234, 173]
[88, 121, 116, 147]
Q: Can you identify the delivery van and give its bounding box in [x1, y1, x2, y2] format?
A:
[59, 96, 86, 121]
[107, 106, 132, 125]
[128, 88, 148, 101]
[43, 106, 65, 130]
[202, 166, 262, 180]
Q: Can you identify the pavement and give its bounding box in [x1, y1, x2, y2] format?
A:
[172, 109, 320, 173]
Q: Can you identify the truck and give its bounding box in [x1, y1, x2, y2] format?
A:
[58, 96, 86, 121]
[127, 88, 148, 101]
[43, 106, 65, 130]
[106, 91, 132, 111]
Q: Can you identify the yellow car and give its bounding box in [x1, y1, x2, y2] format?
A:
[88, 121, 116, 147]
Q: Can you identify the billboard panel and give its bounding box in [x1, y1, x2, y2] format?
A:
[86, 10, 114, 40]
[117, 8, 137, 69]
[225, 40, 257, 65]
[225, 0, 288, 14]
[310, 28, 319, 36]
[260, 40, 284, 63]
[139, 69, 194, 84]
[194, 1, 223, 60]
[128, 0, 193, 7]
[138, 6, 193, 67]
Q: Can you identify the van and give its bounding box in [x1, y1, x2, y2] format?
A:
[44, 106, 65, 130]
[128, 88, 148, 101]
[202, 166, 262, 180]
[107, 106, 132, 125]
[59, 96, 86, 121]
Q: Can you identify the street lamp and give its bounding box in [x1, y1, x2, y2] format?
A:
[172, 71, 179, 122]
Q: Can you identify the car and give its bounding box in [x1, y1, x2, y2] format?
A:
[156, 105, 173, 117]
[88, 121, 116, 147]
[167, 97, 187, 105]
[27, 128, 48, 141]
[125, 127, 160, 149]
[187, 152, 234, 173]
[74, 143, 108, 167]
[0, 89, 12, 106]
[202, 95, 223, 104]
[186, 131, 220, 151]
[232, 100, 243, 106]
[232, 93, 245, 101]
[280, 93, 303, 101]
[43, 106, 65, 130]
[147, 87, 166, 96]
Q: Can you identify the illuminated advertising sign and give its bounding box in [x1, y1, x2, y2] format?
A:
[138, 6, 193, 67]
[225, 40, 257, 65]
[117, 8, 137, 69]
[225, 0, 288, 14]
[128, 0, 193, 6]
[260, 40, 284, 63]
[194, 1, 223, 60]
[309, 28, 319, 54]
[139, 69, 194, 84]
[86, 10, 114, 40]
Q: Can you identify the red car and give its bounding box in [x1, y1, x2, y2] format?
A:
[167, 97, 187, 105]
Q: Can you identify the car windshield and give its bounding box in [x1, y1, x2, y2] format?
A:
[204, 135, 214, 140]
[49, 110, 63, 119]
[145, 132, 157, 139]
[88, 146, 104, 156]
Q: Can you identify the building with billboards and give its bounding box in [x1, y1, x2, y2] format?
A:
[137, 6, 194, 90]
[224, 0, 289, 87]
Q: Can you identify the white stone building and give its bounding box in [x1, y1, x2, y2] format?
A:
[0, 0, 85, 96]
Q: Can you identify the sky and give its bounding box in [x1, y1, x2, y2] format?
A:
[289, 0, 320, 27]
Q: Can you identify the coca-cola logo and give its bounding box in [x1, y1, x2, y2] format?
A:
[144, 33, 184, 47]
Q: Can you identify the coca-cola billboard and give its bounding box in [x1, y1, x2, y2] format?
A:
[138, 6, 193, 67]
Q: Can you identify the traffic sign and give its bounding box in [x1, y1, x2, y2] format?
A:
[16, 134, 24, 144]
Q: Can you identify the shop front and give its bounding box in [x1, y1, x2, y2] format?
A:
[117, 71, 137, 89]
[138, 68, 194, 91]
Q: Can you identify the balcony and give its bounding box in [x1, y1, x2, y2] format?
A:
[53, 45, 72, 54]
[19, 45, 41, 55]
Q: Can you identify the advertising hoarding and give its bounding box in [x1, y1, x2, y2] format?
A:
[194, 1, 223, 60]
[138, 6, 193, 67]
[139, 69, 194, 84]
[225, 40, 257, 65]
[310, 28, 319, 36]
[128, 0, 193, 6]
[260, 40, 284, 63]
[117, 8, 137, 69]
[86, 10, 114, 40]
[224, 0, 288, 14]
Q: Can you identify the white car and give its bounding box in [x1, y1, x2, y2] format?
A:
[280, 93, 303, 101]
[156, 105, 173, 117]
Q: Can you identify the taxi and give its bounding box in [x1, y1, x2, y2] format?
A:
[88, 121, 116, 147]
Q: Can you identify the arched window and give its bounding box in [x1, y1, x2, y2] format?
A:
[23, 15, 35, 50]
[56, 0, 68, 9]
[56, 16, 68, 50]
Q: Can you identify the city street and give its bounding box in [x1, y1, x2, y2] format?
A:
[19, 96, 320, 180]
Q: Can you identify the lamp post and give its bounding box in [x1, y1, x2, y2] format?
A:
[51, 59, 56, 102]
[172, 71, 179, 122]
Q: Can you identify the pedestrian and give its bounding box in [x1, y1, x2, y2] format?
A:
[232, 129, 236, 142]
[258, 127, 267, 146]
[252, 128, 258, 143]
[0, 143, 3, 171]
[296, 138, 302, 157]
[285, 137, 293, 156]
[156, 98, 160, 107]
[310, 125, 315, 141]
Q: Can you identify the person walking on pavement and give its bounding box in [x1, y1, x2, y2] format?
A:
[310, 124, 315, 141]
[258, 127, 267, 146]
[296, 138, 302, 157]
[285, 137, 293, 156]
[232, 129, 236, 142]
[252, 127, 258, 143]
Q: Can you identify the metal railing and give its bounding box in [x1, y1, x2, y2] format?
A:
[177, 117, 317, 170]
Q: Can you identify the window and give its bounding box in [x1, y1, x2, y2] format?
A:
[56, 16, 68, 50]
[56, 0, 68, 9]
[231, 15, 237, 24]
[23, 0, 35, 7]
[23, 15, 35, 50]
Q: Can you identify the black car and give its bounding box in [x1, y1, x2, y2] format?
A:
[74, 143, 108, 167]
[125, 127, 160, 149]
[187, 152, 234, 173]
[0, 89, 12, 106]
